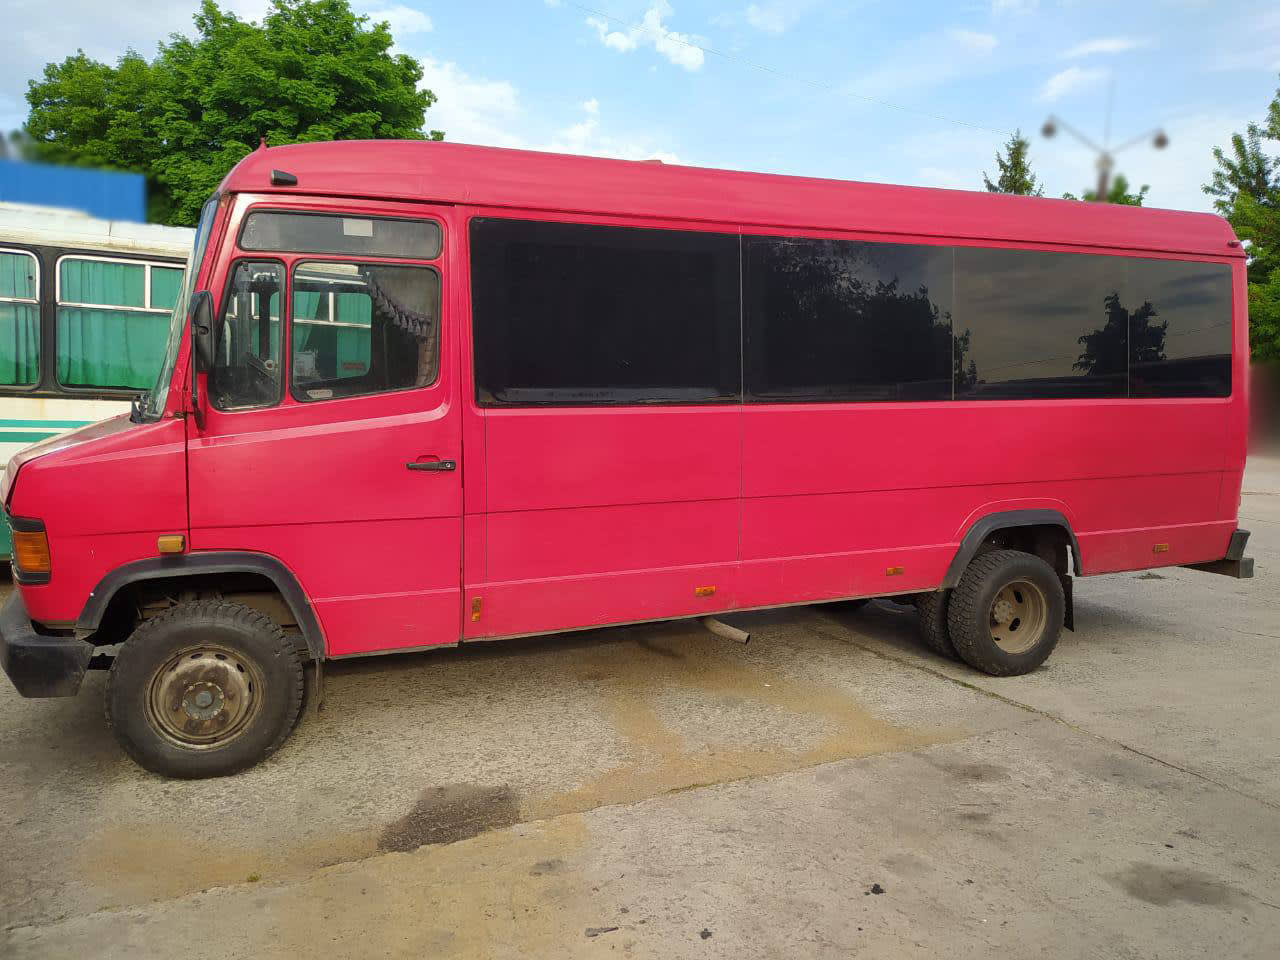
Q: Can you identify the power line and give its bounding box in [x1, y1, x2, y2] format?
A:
[565, 1, 1009, 136]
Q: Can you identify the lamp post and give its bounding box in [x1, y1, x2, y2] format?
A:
[1041, 114, 1168, 202]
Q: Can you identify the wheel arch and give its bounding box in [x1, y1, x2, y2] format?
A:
[77, 552, 326, 661]
[942, 508, 1082, 590]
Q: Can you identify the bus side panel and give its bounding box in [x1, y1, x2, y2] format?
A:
[468, 405, 741, 639]
[739, 398, 1234, 603]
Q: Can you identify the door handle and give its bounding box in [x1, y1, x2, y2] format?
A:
[407, 459, 456, 472]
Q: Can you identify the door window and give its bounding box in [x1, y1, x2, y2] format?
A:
[210, 261, 284, 410]
[290, 261, 439, 401]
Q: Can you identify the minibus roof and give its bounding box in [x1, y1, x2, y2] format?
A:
[221, 141, 1242, 260]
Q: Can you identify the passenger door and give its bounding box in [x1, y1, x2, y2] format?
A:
[187, 197, 461, 656]
[462, 214, 743, 639]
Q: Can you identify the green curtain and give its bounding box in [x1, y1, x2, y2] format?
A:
[0, 252, 36, 299]
[60, 259, 145, 307]
[57, 259, 169, 389]
[292, 290, 371, 380]
[151, 267, 183, 311]
[0, 253, 38, 385]
[0, 302, 39, 385]
[57, 308, 169, 389]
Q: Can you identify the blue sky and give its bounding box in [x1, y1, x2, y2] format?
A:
[3, 0, 1279, 212]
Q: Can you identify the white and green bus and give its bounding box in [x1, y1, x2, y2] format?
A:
[0, 202, 193, 560]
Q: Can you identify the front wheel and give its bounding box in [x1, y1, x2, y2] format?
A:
[946, 550, 1064, 676]
[107, 600, 305, 778]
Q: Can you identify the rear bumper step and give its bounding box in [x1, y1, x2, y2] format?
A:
[1182, 529, 1254, 579]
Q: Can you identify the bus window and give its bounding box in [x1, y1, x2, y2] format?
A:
[955, 248, 1129, 399]
[0, 249, 39, 386]
[290, 261, 439, 401]
[210, 261, 284, 410]
[1126, 259, 1231, 398]
[56, 256, 180, 390]
[744, 236, 953, 402]
[471, 218, 739, 405]
[150, 266, 184, 312]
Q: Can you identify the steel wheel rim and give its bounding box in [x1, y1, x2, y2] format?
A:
[987, 579, 1048, 655]
[145, 644, 264, 749]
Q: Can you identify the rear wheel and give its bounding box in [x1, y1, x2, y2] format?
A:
[915, 590, 956, 659]
[107, 600, 305, 778]
[946, 550, 1064, 676]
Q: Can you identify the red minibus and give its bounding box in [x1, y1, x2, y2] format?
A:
[0, 141, 1254, 777]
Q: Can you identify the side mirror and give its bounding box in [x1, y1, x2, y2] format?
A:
[191, 290, 215, 371]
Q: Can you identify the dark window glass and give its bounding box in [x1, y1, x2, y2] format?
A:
[240, 212, 441, 259]
[470, 218, 739, 405]
[290, 261, 440, 401]
[744, 236, 953, 402]
[210, 261, 283, 410]
[1125, 259, 1231, 398]
[955, 248, 1129, 399]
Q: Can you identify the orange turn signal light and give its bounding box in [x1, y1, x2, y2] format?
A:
[12, 528, 51, 575]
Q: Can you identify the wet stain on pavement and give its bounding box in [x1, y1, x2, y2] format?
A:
[379, 784, 520, 853]
[923, 758, 1010, 783]
[1109, 863, 1248, 908]
[527, 629, 953, 820]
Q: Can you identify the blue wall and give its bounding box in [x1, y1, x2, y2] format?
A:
[0, 159, 146, 221]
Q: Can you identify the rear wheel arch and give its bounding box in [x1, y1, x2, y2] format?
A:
[942, 509, 1081, 588]
[77, 552, 326, 661]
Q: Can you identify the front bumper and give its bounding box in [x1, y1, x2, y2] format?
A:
[0, 590, 94, 697]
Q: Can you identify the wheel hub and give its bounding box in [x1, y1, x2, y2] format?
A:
[146, 646, 262, 748]
[987, 580, 1049, 655]
[182, 681, 225, 722]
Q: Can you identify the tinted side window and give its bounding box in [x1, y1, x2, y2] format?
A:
[471, 218, 739, 405]
[955, 248, 1128, 399]
[744, 236, 953, 401]
[291, 261, 440, 401]
[1126, 260, 1231, 398]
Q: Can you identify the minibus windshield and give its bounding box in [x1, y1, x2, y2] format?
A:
[140, 195, 219, 421]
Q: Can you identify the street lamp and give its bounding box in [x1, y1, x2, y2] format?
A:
[1041, 114, 1168, 202]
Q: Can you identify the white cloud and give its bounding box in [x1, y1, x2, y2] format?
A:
[1038, 66, 1107, 102]
[417, 58, 524, 147]
[947, 28, 998, 54]
[745, 3, 788, 34]
[361, 5, 433, 36]
[546, 98, 680, 164]
[585, 2, 705, 71]
[1062, 36, 1146, 58]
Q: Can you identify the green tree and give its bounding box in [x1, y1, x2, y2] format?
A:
[1062, 174, 1150, 206]
[1205, 79, 1280, 362]
[982, 130, 1043, 196]
[24, 0, 442, 225]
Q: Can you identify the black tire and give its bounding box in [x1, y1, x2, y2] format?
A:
[946, 550, 1064, 677]
[107, 600, 305, 778]
[915, 590, 957, 659]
